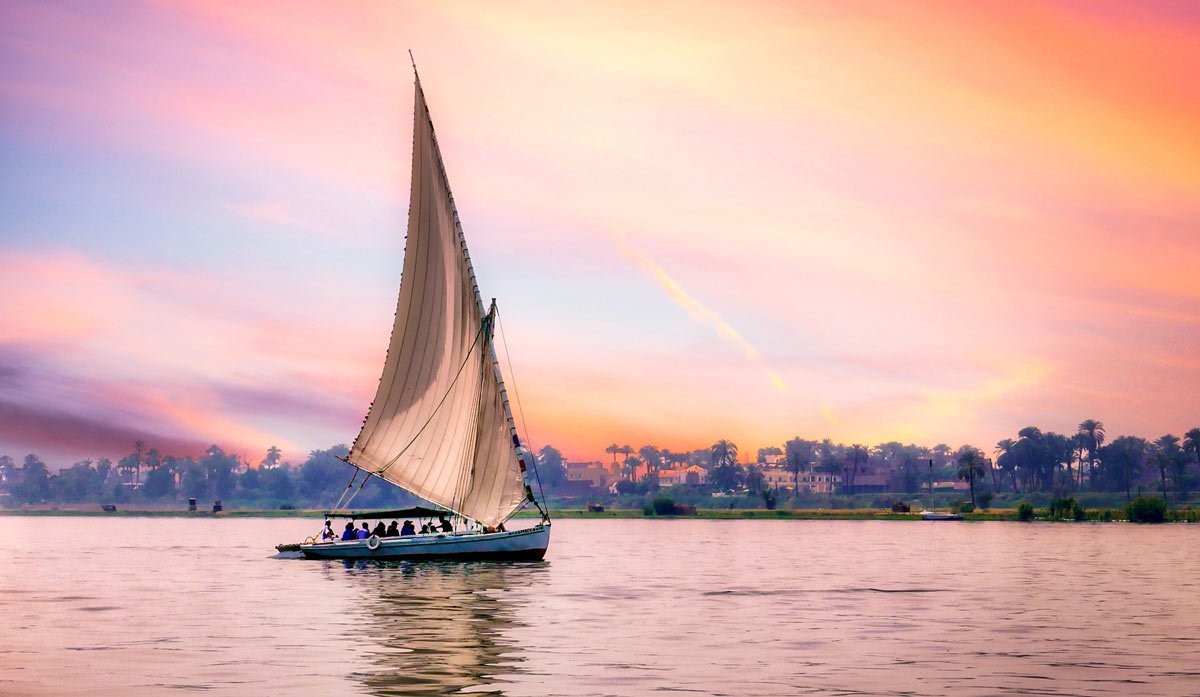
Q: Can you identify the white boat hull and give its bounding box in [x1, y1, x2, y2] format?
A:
[920, 511, 964, 521]
[292, 524, 550, 561]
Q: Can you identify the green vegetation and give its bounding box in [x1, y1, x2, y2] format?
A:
[0, 445, 419, 512]
[1048, 497, 1081, 520]
[956, 448, 986, 509]
[6, 503, 1200, 524]
[1126, 496, 1167, 523]
[5, 417, 1200, 522]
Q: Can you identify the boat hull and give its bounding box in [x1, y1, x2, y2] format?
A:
[292, 524, 550, 561]
[920, 512, 964, 521]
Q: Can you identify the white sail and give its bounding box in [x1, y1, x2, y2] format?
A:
[349, 80, 528, 527]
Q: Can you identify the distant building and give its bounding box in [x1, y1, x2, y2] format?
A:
[797, 471, 842, 494]
[761, 466, 795, 489]
[757, 465, 841, 493]
[656, 465, 707, 486]
[565, 461, 613, 489]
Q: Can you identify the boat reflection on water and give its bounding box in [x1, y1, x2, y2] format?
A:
[330, 560, 548, 696]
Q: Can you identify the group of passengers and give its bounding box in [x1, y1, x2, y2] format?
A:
[320, 515, 453, 542]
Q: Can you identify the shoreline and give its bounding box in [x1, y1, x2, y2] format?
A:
[0, 506, 1133, 522]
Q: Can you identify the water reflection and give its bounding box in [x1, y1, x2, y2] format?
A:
[330, 561, 547, 696]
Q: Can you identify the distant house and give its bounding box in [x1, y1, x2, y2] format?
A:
[565, 461, 613, 489]
[761, 466, 795, 489]
[656, 465, 707, 486]
[797, 471, 842, 494]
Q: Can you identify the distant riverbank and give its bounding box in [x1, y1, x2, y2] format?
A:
[0, 505, 961, 519]
[0, 505, 1177, 522]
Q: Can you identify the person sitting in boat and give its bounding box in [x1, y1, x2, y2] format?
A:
[400, 520, 416, 536]
[371, 520, 386, 537]
[356, 522, 370, 539]
[321, 520, 337, 541]
[386, 520, 399, 537]
[419, 522, 431, 534]
[438, 516, 452, 532]
[341, 522, 355, 541]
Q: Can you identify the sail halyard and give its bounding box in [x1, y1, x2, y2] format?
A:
[345, 76, 534, 527]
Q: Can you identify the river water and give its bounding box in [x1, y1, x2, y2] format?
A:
[1, 517, 1197, 696]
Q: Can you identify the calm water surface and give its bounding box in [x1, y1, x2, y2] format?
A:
[1, 517, 1198, 696]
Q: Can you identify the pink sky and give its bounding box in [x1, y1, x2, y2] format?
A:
[1, 0, 1198, 465]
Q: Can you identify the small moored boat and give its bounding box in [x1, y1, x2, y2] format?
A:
[920, 511, 964, 521]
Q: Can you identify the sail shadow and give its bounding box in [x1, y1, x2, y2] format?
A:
[336, 560, 547, 696]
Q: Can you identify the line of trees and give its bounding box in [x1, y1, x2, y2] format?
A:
[5, 420, 1197, 510]
[537, 420, 1200, 506]
[992, 422, 1200, 502]
[0, 443, 415, 510]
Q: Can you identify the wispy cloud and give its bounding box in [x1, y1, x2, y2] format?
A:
[228, 201, 330, 236]
[0, 399, 212, 463]
[610, 230, 786, 392]
[0, 249, 378, 462]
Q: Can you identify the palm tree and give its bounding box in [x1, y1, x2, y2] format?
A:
[1184, 428, 1200, 465]
[847, 444, 867, 493]
[822, 458, 844, 498]
[17, 454, 50, 503]
[262, 445, 282, 469]
[638, 445, 660, 471]
[1070, 432, 1086, 488]
[1154, 434, 1180, 500]
[619, 445, 634, 462]
[1101, 436, 1148, 503]
[1077, 419, 1105, 489]
[134, 440, 145, 485]
[957, 448, 986, 509]
[710, 439, 738, 468]
[784, 437, 814, 492]
[1184, 428, 1200, 501]
[605, 443, 619, 464]
[623, 455, 643, 482]
[994, 438, 1016, 492]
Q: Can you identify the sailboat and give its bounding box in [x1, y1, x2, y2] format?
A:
[280, 64, 550, 561]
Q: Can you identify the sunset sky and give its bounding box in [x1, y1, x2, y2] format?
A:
[2, 0, 1198, 466]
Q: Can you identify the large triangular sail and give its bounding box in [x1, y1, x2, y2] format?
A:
[348, 79, 527, 527]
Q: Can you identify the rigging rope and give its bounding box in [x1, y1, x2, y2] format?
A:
[340, 472, 373, 512]
[328, 468, 360, 513]
[496, 310, 548, 513]
[372, 323, 486, 476]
